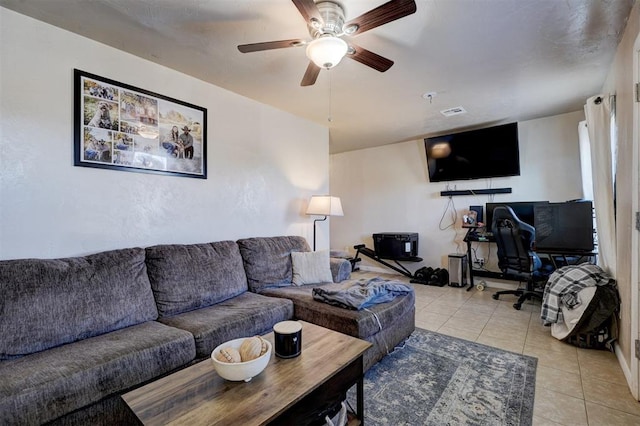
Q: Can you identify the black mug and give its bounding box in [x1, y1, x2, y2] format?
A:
[273, 321, 302, 358]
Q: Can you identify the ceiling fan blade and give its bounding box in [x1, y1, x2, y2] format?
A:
[238, 39, 304, 53]
[344, 0, 417, 36]
[347, 43, 394, 72]
[301, 62, 321, 86]
[292, 0, 323, 26]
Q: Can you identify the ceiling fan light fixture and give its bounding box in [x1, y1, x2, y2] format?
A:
[306, 36, 348, 69]
[310, 18, 323, 29]
[343, 24, 358, 35]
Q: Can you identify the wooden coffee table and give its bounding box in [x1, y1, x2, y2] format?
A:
[122, 321, 372, 425]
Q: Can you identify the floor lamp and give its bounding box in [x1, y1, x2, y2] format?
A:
[305, 195, 343, 251]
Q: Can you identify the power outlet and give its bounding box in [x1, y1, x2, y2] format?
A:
[476, 258, 485, 267]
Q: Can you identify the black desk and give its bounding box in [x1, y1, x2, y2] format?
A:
[463, 229, 597, 291]
[534, 249, 598, 270]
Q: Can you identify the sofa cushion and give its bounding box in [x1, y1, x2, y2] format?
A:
[237, 236, 310, 292]
[0, 248, 157, 360]
[258, 280, 415, 340]
[292, 250, 333, 286]
[0, 321, 195, 425]
[159, 292, 294, 358]
[146, 241, 249, 317]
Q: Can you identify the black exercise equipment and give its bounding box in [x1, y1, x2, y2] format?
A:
[353, 244, 447, 286]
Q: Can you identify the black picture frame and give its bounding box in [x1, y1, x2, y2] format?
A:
[74, 69, 207, 179]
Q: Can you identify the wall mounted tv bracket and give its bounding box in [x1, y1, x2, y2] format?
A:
[352, 244, 446, 286]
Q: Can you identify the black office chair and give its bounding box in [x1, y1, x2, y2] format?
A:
[491, 206, 549, 310]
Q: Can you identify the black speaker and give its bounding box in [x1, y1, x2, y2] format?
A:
[470, 205, 484, 225]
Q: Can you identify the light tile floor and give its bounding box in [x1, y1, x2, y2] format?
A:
[354, 270, 640, 425]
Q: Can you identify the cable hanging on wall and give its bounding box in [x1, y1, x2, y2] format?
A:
[438, 195, 457, 231]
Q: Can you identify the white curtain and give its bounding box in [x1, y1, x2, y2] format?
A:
[578, 120, 594, 201]
[584, 94, 617, 275]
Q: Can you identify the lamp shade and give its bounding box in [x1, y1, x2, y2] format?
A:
[305, 36, 348, 69]
[306, 196, 344, 216]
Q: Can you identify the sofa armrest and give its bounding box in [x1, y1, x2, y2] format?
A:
[330, 258, 351, 283]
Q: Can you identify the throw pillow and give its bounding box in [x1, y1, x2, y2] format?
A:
[291, 250, 333, 286]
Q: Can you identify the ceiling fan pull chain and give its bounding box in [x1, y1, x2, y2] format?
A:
[328, 71, 333, 123]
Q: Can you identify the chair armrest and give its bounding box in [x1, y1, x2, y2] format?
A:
[330, 257, 351, 283]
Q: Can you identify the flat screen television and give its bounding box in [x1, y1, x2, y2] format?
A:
[424, 122, 520, 182]
[534, 201, 594, 252]
[485, 201, 548, 229]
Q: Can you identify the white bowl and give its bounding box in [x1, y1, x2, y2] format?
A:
[211, 337, 272, 382]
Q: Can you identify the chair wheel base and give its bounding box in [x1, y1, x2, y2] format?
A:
[492, 294, 499, 300]
[513, 303, 522, 310]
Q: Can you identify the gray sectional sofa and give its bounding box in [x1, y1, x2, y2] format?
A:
[237, 237, 416, 371]
[0, 236, 414, 425]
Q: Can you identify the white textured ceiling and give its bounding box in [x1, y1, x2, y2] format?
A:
[0, 0, 634, 153]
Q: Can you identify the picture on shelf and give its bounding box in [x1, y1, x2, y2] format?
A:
[462, 210, 478, 228]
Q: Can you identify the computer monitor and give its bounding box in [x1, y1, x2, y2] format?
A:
[485, 201, 548, 229]
[534, 201, 594, 252]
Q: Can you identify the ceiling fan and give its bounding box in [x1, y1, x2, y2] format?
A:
[237, 0, 417, 86]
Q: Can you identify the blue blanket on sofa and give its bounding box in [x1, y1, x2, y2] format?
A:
[312, 277, 413, 310]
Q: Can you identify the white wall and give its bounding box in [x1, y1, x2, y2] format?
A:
[0, 8, 329, 259]
[598, 0, 640, 386]
[330, 110, 585, 272]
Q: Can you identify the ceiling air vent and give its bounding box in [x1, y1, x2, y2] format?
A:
[440, 106, 467, 117]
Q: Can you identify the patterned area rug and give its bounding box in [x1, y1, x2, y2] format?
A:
[348, 328, 537, 425]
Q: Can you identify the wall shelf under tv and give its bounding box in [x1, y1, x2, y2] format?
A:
[440, 188, 512, 197]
